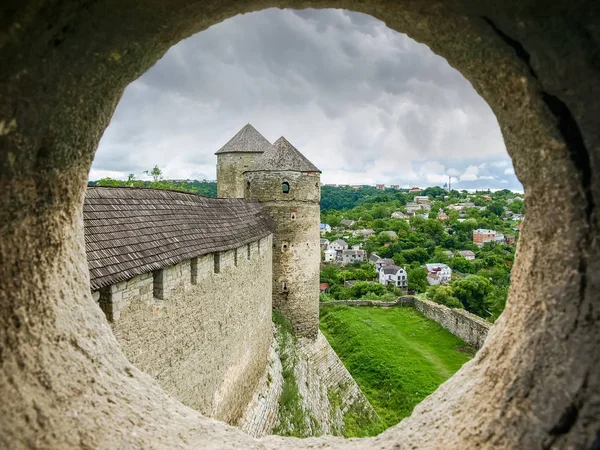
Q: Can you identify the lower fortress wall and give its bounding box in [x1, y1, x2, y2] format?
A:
[95, 235, 274, 424]
[238, 324, 378, 437]
[321, 296, 491, 349]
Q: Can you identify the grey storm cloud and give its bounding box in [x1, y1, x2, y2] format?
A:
[92, 8, 522, 191]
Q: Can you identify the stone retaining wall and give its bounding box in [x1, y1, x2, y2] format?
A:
[320, 296, 490, 349]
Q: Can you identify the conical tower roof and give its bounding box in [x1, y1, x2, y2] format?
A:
[248, 136, 321, 173]
[215, 123, 273, 155]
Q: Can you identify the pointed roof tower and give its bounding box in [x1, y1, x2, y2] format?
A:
[214, 123, 273, 155]
[249, 136, 320, 172]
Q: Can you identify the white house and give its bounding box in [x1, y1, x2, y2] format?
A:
[458, 250, 476, 260]
[414, 196, 430, 204]
[324, 248, 337, 263]
[328, 239, 348, 251]
[426, 263, 452, 285]
[375, 258, 394, 272]
[391, 211, 408, 220]
[379, 265, 408, 287]
[320, 223, 331, 235]
[353, 228, 376, 238]
[340, 219, 356, 228]
[342, 249, 366, 264]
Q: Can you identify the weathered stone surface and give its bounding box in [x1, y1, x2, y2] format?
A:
[0, 0, 598, 449]
[112, 237, 273, 424]
[237, 326, 284, 437]
[245, 170, 321, 339]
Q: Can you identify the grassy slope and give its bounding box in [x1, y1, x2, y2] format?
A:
[320, 306, 474, 434]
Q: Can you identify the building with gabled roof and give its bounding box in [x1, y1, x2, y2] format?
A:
[216, 123, 273, 198]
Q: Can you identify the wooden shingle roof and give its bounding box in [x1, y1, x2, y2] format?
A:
[84, 187, 275, 290]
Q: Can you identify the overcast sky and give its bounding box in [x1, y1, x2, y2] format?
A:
[92, 8, 521, 191]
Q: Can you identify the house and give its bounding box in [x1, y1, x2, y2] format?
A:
[426, 263, 452, 285]
[505, 235, 516, 245]
[368, 253, 381, 264]
[391, 211, 408, 219]
[320, 238, 330, 249]
[351, 244, 363, 250]
[323, 248, 337, 263]
[320, 223, 331, 235]
[328, 239, 348, 252]
[414, 196, 430, 204]
[406, 202, 430, 213]
[443, 250, 454, 258]
[353, 229, 376, 238]
[380, 230, 398, 240]
[340, 219, 356, 227]
[473, 229, 505, 247]
[342, 249, 366, 264]
[379, 265, 408, 287]
[481, 195, 493, 201]
[514, 221, 523, 231]
[390, 185, 399, 190]
[458, 250, 476, 260]
[437, 209, 449, 221]
[375, 258, 394, 272]
[319, 283, 330, 293]
[376, 184, 385, 190]
[409, 187, 421, 193]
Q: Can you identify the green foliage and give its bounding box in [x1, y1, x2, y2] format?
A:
[509, 199, 525, 214]
[407, 266, 428, 293]
[452, 275, 493, 317]
[93, 167, 217, 197]
[320, 306, 474, 433]
[427, 285, 462, 308]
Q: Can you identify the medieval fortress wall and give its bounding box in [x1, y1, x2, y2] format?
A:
[96, 237, 273, 423]
[82, 125, 375, 436]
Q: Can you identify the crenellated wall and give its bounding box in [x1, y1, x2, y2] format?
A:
[94, 235, 273, 424]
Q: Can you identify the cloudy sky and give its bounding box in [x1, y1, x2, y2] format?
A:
[92, 8, 521, 191]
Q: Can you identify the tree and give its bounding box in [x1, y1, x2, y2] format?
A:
[509, 199, 525, 214]
[451, 275, 493, 317]
[486, 202, 504, 217]
[427, 285, 462, 308]
[144, 165, 163, 182]
[407, 267, 428, 293]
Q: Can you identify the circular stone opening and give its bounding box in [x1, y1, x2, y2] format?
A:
[0, 2, 597, 449]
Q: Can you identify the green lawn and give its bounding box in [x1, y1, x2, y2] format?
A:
[320, 306, 474, 436]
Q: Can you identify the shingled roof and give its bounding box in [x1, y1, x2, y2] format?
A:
[248, 136, 320, 173]
[84, 187, 275, 290]
[214, 123, 273, 155]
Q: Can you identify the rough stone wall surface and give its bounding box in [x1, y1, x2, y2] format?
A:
[295, 331, 378, 430]
[2, 1, 599, 449]
[245, 171, 321, 338]
[98, 272, 154, 321]
[111, 236, 273, 424]
[237, 326, 284, 438]
[154, 260, 191, 300]
[411, 297, 490, 349]
[217, 152, 263, 198]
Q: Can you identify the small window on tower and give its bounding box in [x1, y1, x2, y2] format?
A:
[290, 210, 297, 220]
[282, 181, 290, 194]
[281, 282, 288, 293]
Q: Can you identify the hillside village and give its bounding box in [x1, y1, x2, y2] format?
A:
[318, 185, 523, 321]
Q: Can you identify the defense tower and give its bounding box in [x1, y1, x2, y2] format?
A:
[244, 136, 321, 339]
[215, 123, 272, 198]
